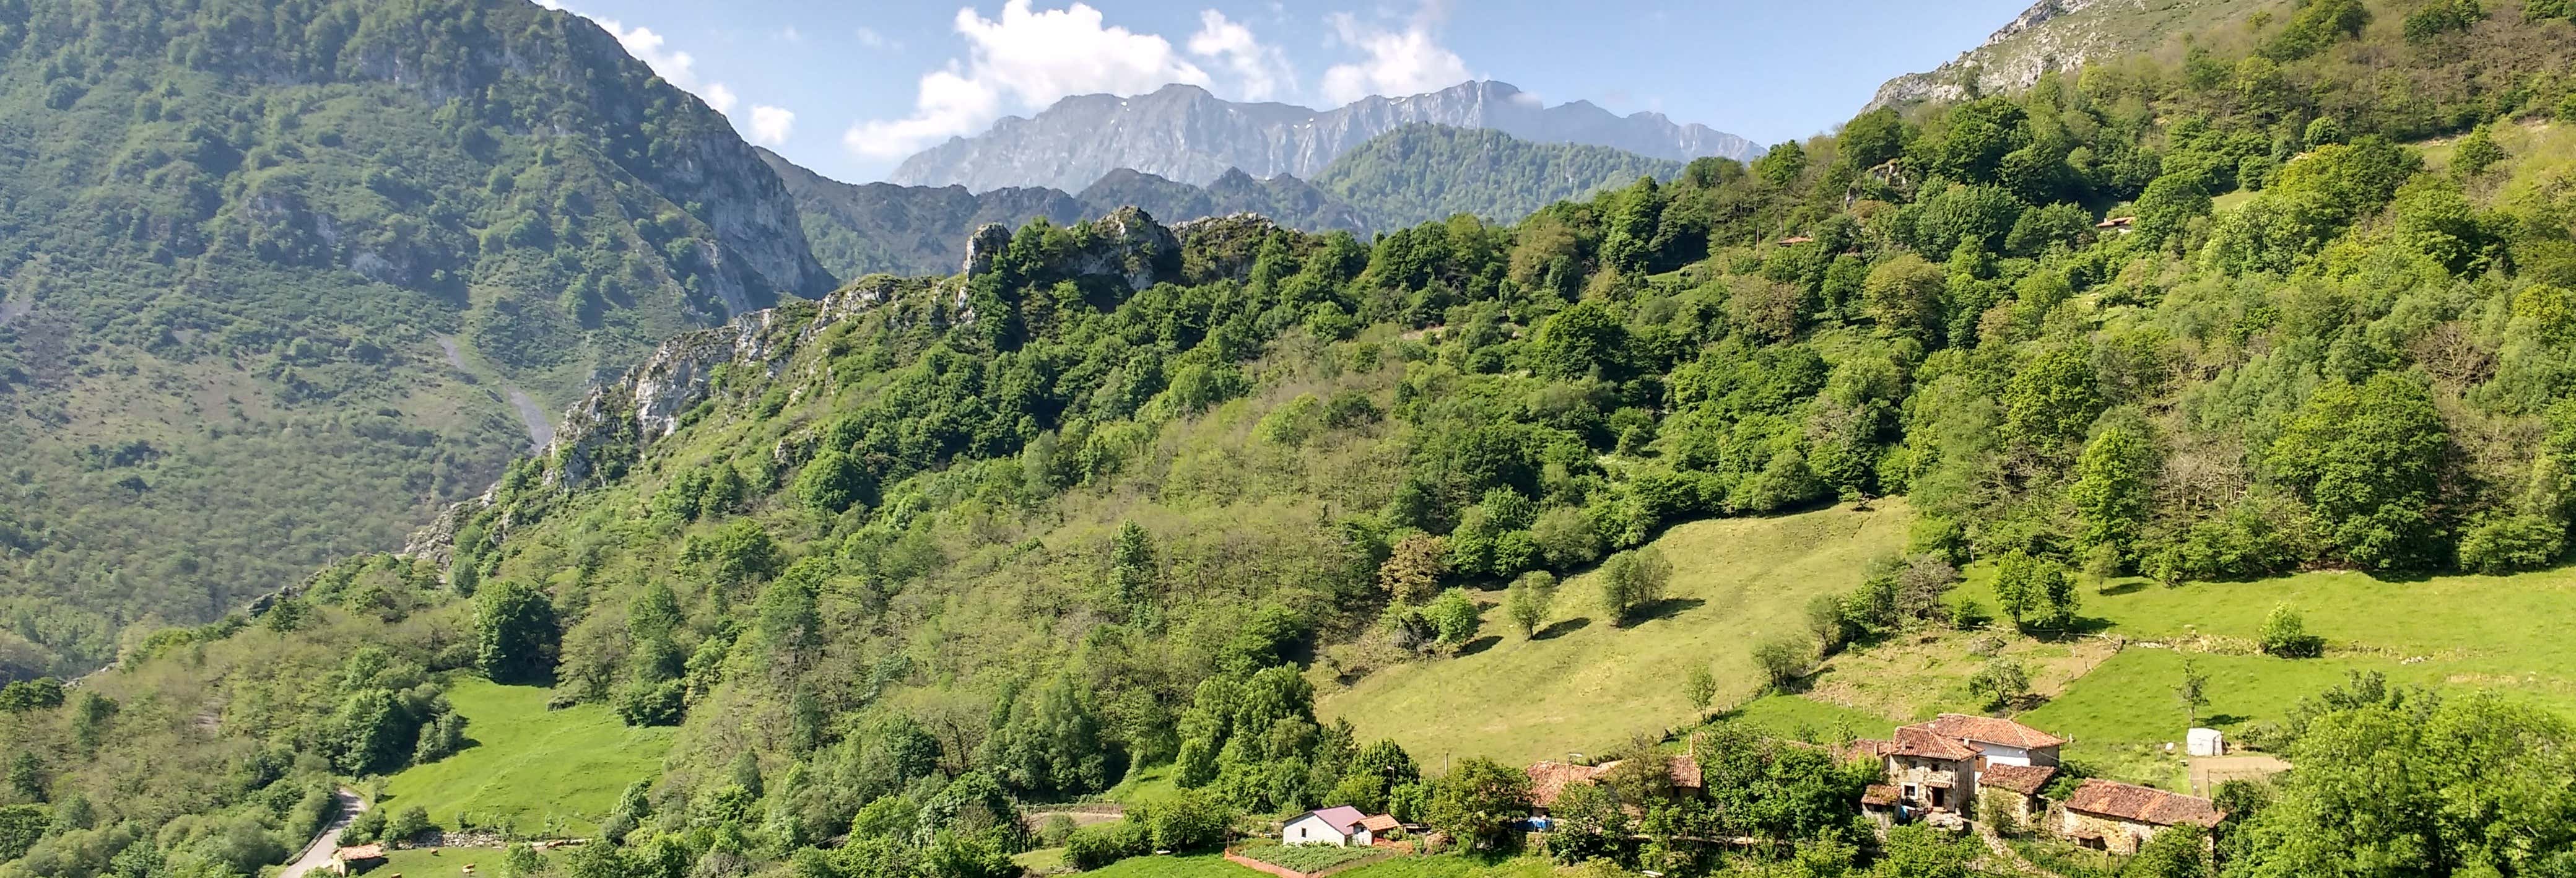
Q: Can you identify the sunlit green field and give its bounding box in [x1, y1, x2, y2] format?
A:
[1318, 502, 1913, 765]
[380, 679, 676, 837]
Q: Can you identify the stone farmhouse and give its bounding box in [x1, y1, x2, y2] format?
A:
[1847, 714, 2226, 852]
[1524, 754, 1705, 820]
[2060, 778, 2227, 854]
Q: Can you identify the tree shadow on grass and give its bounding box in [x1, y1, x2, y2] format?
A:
[1455, 635, 1502, 658]
[2098, 580, 2149, 597]
[1617, 598, 1707, 627]
[2202, 713, 2252, 728]
[1534, 617, 1593, 640]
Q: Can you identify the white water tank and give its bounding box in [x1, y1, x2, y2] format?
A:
[2187, 728, 2225, 757]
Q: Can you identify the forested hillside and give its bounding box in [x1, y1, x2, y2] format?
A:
[774, 125, 1670, 280]
[7, 0, 2576, 877]
[0, 0, 833, 675]
[1315, 126, 1685, 232]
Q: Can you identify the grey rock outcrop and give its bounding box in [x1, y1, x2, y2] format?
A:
[1869, 0, 2189, 111]
[889, 80, 1760, 193]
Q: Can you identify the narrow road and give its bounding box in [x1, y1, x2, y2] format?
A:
[281, 788, 366, 878]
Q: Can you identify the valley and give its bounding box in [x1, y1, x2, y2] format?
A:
[2, 0, 2576, 877]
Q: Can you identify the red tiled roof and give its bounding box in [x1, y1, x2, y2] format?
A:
[1526, 755, 1702, 807]
[1979, 762, 2058, 796]
[2063, 780, 2225, 828]
[1862, 785, 1899, 806]
[1837, 738, 1894, 761]
[1922, 714, 2066, 749]
[1525, 762, 1600, 808]
[1889, 726, 1978, 760]
[1666, 755, 1704, 789]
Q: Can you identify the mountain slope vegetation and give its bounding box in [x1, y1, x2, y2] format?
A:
[774, 125, 1674, 280]
[0, 0, 833, 674]
[7, 1, 2576, 877]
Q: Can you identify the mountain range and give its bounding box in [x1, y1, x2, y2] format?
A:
[886, 80, 1758, 193]
[776, 124, 1682, 278]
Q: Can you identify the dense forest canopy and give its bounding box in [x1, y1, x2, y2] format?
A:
[4, 0, 2576, 877]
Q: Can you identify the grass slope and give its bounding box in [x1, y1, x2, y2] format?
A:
[1316, 502, 1912, 765]
[380, 680, 675, 837]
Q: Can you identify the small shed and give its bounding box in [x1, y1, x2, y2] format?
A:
[2187, 728, 2225, 757]
[331, 843, 388, 876]
[1282, 806, 1372, 846]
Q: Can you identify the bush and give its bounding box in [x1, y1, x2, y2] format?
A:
[1752, 637, 1812, 692]
[1064, 820, 1150, 870]
[1147, 788, 1232, 851]
[1968, 659, 2030, 711]
[2259, 604, 2324, 658]
[341, 807, 388, 845]
[386, 804, 433, 842]
[2456, 513, 2565, 575]
[1424, 588, 1481, 646]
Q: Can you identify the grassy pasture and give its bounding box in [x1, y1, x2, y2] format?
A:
[379, 679, 676, 837]
[1316, 502, 1912, 766]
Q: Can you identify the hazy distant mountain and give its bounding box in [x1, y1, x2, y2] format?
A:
[764, 151, 1370, 279]
[887, 80, 1760, 193]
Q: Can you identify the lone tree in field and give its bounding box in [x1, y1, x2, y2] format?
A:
[2176, 654, 2211, 729]
[1684, 665, 1718, 713]
[1505, 572, 1557, 637]
[1752, 637, 1812, 692]
[1599, 547, 1674, 623]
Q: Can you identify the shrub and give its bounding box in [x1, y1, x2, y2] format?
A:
[1424, 588, 1481, 646]
[1065, 820, 1149, 870]
[2456, 513, 2564, 575]
[1752, 637, 1812, 692]
[1147, 788, 1232, 851]
[1968, 659, 2031, 711]
[2259, 604, 2324, 658]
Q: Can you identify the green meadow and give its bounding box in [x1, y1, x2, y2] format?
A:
[380, 680, 676, 836]
[1316, 502, 1912, 766]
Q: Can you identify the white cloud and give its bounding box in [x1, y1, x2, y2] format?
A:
[844, 1, 1211, 160]
[779, 27, 804, 43]
[855, 26, 902, 50]
[1187, 10, 1294, 102]
[702, 82, 739, 114]
[547, 4, 745, 118]
[749, 106, 796, 146]
[1319, 8, 1471, 105]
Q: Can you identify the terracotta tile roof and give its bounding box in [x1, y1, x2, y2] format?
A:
[1862, 785, 1900, 806]
[1922, 714, 2066, 750]
[1359, 814, 1401, 833]
[1978, 763, 2058, 796]
[2063, 780, 2225, 828]
[1837, 738, 1894, 761]
[1666, 755, 1704, 789]
[336, 844, 386, 861]
[1526, 755, 1702, 807]
[1525, 762, 1600, 808]
[1889, 726, 1978, 760]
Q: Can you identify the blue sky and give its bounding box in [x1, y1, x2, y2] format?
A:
[534, 0, 2035, 184]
